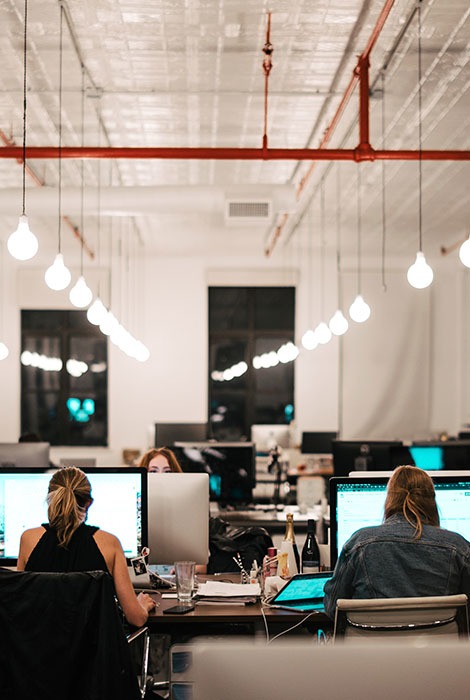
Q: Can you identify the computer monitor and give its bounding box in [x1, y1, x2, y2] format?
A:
[301, 431, 337, 455]
[59, 457, 97, 469]
[332, 440, 404, 476]
[329, 474, 470, 567]
[154, 423, 208, 447]
[147, 473, 209, 566]
[172, 442, 255, 504]
[408, 444, 445, 470]
[250, 424, 291, 453]
[0, 467, 147, 566]
[0, 442, 50, 469]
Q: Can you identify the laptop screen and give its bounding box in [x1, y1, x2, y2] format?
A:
[271, 572, 333, 610]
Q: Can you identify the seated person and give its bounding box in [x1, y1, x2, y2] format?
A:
[17, 467, 156, 627]
[138, 447, 182, 473]
[323, 465, 470, 619]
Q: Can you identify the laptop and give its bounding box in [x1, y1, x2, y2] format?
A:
[269, 571, 333, 612]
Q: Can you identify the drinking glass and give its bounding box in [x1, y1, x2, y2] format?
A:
[175, 561, 195, 603]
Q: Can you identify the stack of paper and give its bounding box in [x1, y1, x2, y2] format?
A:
[195, 581, 261, 605]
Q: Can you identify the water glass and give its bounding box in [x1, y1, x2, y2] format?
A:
[175, 561, 195, 603]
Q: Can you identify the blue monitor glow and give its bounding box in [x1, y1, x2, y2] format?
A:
[409, 445, 444, 470]
[329, 475, 470, 567]
[172, 442, 255, 503]
[0, 467, 147, 566]
[0, 442, 50, 469]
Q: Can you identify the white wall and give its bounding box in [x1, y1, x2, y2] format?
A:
[0, 244, 467, 464]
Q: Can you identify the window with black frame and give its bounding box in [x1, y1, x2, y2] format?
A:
[209, 287, 295, 441]
[21, 310, 108, 446]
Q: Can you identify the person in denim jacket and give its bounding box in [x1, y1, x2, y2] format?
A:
[323, 465, 470, 619]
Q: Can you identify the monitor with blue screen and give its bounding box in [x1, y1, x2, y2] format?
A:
[329, 475, 470, 567]
[0, 467, 147, 566]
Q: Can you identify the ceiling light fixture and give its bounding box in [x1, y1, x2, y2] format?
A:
[45, 5, 71, 291]
[407, 1, 433, 290]
[349, 165, 371, 323]
[329, 166, 349, 336]
[70, 65, 92, 308]
[458, 232, 470, 268]
[7, 0, 38, 262]
[301, 205, 318, 350]
[87, 107, 108, 325]
[315, 181, 332, 344]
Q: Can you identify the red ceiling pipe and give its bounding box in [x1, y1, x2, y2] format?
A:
[1, 146, 469, 161]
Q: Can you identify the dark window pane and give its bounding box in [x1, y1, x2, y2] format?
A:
[254, 288, 295, 331]
[209, 288, 248, 331]
[208, 287, 295, 441]
[21, 310, 108, 447]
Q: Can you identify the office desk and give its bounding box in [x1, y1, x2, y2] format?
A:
[148, 576, 330, 635]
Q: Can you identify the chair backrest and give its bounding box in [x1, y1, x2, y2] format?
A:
[333, 594, 469, 641]
[0, 567, 141, 700]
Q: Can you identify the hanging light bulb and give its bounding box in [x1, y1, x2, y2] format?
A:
[407, 251, 433, 289]
[349, 294, 371, 323]
[315, 321, 332, 345]
[301, 329, 318, 350]
[69, 275, 93, 308]
[45, 253, 71, 291]
[458, 237, 470, 268]
[7, 215, 38, 261]
[329, 309, 349, 336]
[8, 0, 38, 262]
[87, 297, 107, 325]
[100, 310, 119, 336]
[45, 5, 70, 291]
[407, 3, 433, 291]
[0, 341, 9, 361]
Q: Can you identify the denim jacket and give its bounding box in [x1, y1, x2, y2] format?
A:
[323, 513, 470, 619]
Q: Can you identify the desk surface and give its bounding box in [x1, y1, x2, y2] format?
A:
[148, 575, 330, 626]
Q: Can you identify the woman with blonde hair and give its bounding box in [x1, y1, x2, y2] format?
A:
[323, 465, 470, 618]
[17, 467, 156, 627]
[138, 447, 183, 473]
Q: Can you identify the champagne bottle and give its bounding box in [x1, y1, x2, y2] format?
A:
[283, 512, 300, 574]
[301, 519, 321, 573]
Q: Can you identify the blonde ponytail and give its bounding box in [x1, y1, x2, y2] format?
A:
[47, 467, 92, 547]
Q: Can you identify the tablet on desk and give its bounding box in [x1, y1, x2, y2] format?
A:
[269, 571, 333, 613]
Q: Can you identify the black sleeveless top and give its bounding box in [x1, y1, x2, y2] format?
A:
[25, 523, 109, 573]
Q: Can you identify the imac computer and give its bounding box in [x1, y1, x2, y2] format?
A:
[0, 467, 147, 566]
[0, 442, 50, 469]
[172, 442, 255, 504]
[301, 431, 337, 455]
[250, 425, 291, 454]
[154, 423, 208, 447]
[329, 474, 470, 566]
[147, 473, 209, 566]
[332, 440, 405, 476]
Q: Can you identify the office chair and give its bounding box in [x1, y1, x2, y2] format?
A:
[333, 594, 469, 641]
[0, 567, 149, 700]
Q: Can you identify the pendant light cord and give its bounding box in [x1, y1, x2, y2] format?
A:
[357, 165, 362, 295]
[336, 166, 342, 302]
[57, 4, 63, 253]
[381, 70, 387, 292]
[80, 64, 85, 275]
[21, 0, 28, 216]
[320, 179, 326, 319]
[417, 0, 423, 253]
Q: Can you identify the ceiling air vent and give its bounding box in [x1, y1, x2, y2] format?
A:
[225, 199, 272, 224]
